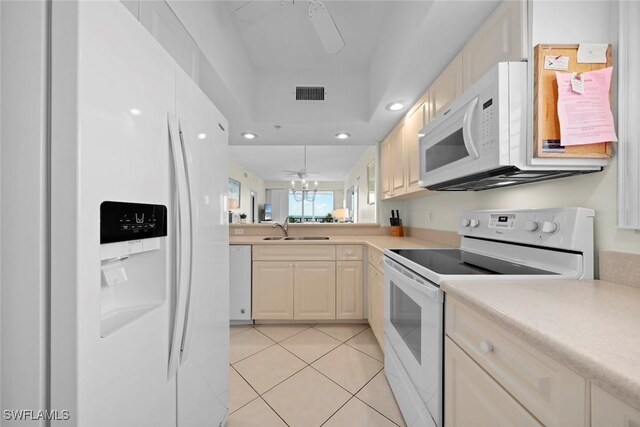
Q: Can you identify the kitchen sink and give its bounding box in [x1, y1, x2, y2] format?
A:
[263, 236, 284, 240]
[283, 236, 330, 240]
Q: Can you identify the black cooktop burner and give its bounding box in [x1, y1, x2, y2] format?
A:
[389, 249, 557, 276]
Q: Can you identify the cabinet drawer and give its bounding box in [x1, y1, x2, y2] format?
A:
[253, 245, 336, 261]
[367, 247, 384, 272]
[445, 338, 541, 427]
[592, 384, 640, 427]
[337, 245, 363, 261]
[446, 298, 587, 427]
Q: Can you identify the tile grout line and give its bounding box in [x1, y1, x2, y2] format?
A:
[311, 324, 369, 343]
[354, 395, 404, 427]
[258, 395, 292, 427]
[246, 344, 308, 396]
[228, 365, 261, 416]
[230, 342, 278, 365]
[253, 324, 313, 343]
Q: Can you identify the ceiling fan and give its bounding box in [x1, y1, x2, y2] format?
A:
[234, 0, 345, 55]
[283, 146, 318, 181]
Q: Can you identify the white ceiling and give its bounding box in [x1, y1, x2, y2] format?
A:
[229, 145, 369, 181]
[167, 0, 500, 180]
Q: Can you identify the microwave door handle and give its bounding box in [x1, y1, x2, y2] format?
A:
[462, 96, 479, 159]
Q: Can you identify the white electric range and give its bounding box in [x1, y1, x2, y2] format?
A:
[382, 207, 594, 427]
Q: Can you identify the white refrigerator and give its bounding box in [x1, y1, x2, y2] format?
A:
[1, 1, 229, 426]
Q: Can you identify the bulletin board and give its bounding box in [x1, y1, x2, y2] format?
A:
[533, 44, 613, 158]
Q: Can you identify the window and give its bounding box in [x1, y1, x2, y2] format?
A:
[288, 191, 334, 222]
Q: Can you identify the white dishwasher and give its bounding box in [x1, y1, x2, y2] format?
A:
[229, 245, 252, 323]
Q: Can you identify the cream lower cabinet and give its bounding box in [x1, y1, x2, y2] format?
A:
[445, 337, 541, 427]
[336, 261, 364, 319]
[592, 385, 640, 427]
[252, 261, 294, 320]
[446, 297, 587, 427]
[367, 250, 385, 349]
[252, 245, 364, 321]
[294, 261, 336, 320]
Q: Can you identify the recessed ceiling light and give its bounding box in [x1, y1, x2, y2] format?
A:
[335, 132, 351, 140]
[129, 108, 142, 116]
[385, 102, 405, 112]
[198, 133, 207, 140]
[241, 132, 257, 140]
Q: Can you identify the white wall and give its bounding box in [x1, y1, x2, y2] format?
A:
[383, 1, 640, 257]
[344, 145, 377, 223]
[229, 161, 266, 220]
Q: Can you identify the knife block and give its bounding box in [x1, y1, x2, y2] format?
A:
[390, 226, 404, 237]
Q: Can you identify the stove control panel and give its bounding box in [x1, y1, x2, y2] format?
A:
[489, 214, 515, 229]
[459, 208, 594, 252]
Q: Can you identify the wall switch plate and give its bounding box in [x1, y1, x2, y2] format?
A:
[234, 229, 244, 235]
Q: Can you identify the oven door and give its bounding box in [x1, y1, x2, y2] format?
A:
[383, 256, 443, 426]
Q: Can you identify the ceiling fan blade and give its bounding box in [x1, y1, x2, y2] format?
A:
[308, 0, 345, 54]
[235, 0, 284, 24]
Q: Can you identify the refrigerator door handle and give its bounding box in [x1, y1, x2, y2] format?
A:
[167, 113, 193, 379]
[178, 120, 196, 365]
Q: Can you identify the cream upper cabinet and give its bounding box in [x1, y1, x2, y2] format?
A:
[336, 261, 364, 319]
[445, 337, 542, 427]
[380, 135, 392, 198]
[293, 261, 336, 320]
[404, 102, 427, 193]
[390, 124, 406, 193]
[430, 53, 464, 118]
[381, 123, 405, 199]
[592, 385, 640, 427]
[252, 261, 294, 320]
[462, 0, 527, 89]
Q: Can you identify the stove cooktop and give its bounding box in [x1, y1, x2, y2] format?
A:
[389, 249, 557, 276]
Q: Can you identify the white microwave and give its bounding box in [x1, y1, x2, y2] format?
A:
[418, 62, 604, 191]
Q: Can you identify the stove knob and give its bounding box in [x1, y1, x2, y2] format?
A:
[541, 221, 558, 234]
[461, 219, 471, 227]
[525, 220, 539, 232]
[469, 219, 480, 228]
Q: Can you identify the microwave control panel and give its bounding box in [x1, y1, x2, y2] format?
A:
[479, 83, 497, 153]
[100, 201, 167, 244]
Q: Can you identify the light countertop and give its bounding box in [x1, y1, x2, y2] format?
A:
[229, 235, 447, 252]
[442, 279, 640, 410]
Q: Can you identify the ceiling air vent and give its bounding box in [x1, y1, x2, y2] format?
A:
[296, 86, 325, 101]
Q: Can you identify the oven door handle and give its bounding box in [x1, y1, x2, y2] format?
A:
[384, 257, 443, 303]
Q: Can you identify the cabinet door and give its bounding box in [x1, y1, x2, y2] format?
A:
[390, 124, 406, 194]
[336, 261, 364, 319]
[430, 53, 463, 117]
[294, 261, 336, 320]
[252, 261, 294, 320]
[445, 338, 542, 427]
[404, 102, 427, 193]
[592, 385, 640, 427]
[462, 0, 527, 89]
[367, 265, 385, 350]
[380, 135, 392, 199]
[367, 265, 378, 331]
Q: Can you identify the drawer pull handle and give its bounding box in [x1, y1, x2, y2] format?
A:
[480, 341, 494, 354]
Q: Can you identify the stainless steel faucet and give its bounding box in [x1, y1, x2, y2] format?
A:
[273, 217, 289, 237]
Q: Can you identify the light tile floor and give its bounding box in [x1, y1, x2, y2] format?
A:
[228, 324, 407, 427]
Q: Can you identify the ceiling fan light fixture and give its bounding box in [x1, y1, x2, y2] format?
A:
[335, 132, 351, 140]
[386, 102, 405, 112]
[241, 132, 258, 140]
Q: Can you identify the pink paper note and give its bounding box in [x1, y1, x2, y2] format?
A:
[556, 67, 617, 146]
